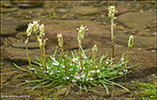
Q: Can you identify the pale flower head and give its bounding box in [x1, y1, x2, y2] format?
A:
[26, 23, 33, 36]
[32, 20, 40, 34]
[92, 44, 98, 54]
[77, 25, 88, 40]
[108, 5, 117, 19]
[128, 35, 134, 48]
[39, 24, 45, 37]
[33, 20, 39, 25]
[57, 33, 63, 47]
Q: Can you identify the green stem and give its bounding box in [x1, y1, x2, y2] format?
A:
[40, 46, 44, 66]
[111, 18, 115, 96]
[78, 40, 83, 75]
[111, 18, 114, 59]
[43, 46, 46, 70]
[124, 47, 131, 89]
[93, 54, 95, 63]
[125, 48, 131, 69]
[40, 45, 46, 98]
[26, 37, 32, 68]
[93, 54, 98, 70]
[125, 74, 128, 89]
[26, 37, 32, 97]
[61, 47, 68, 84]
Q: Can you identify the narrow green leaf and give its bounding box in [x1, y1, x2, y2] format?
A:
[99, 53, 108, 64]
[83, 85, 88, 92]
[16, 79, 42, 86]
[101, 83, 109, 94]
[31, 80, 49, 91]
[13, 63, 31, 73]
[53, 46, 58, 58]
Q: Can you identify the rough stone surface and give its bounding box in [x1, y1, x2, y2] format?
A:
[71, 6, 99, 15]
[115, 34, 156, 50]
[117, 12, 156, 30]
[1, 47, 41, 62]
[1, 8, 18, 13]
[1, 77, 8, 83]
[1, 22, 28, 36]
[12, 42, 39, 49]
[1, 1, 14, 8]
[10, 0, 44, 8]
[45, 8, 56, 14]
[1, 23, 18, 36]
[43, 20, 110, 50]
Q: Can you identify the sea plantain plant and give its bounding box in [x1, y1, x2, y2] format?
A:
[13, 19, 140, 99]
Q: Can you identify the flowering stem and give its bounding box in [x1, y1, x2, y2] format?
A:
[26, 37, 32, 68]
[93, 54, 95, 64]
[111, 18, 114, 59]
[25, 37, 32, 97]
[93, 54, 98, 70]
[125, 48, 131, 69]
[110, 17, 115, 96]
[61, 47, 68, 84]
[43, 46, 47, 73]
[40, 46, 44, 66]
[78, 40, 83, 75]
[124, 47, 131, 89]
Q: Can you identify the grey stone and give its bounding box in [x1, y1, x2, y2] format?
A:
[1, 8, 18, 13]
[44, 20, 110, 50]
[10, 0, 44, 8]
[1, 47, 41, 62]
[12, 42, 39, 49]
[1, 23, 18, 36]
[115, 34, 156, 50]
[1, 22, 28, 36]
[117, 12, 156, 30]
[71, 6, 99, 16]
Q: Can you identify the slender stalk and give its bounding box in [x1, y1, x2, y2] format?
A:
[40, 47, 44, 66]
[25, 37, 32, 97]
[125, 48, 131, 69]
[124, 48, 131, 88]
[111, 18, 114, 59]
[57, 33, 68, 84]
[78, 40, 83, 75]
[93, 54, 98, 70]
[39, 46, 45, 99]
[93, 54, 95, 64]
[61, 47, 68, 84]
[125, 74, 128, 88]
[26, 37, 32, 68]
[111, 17, 115, 97]
[43, 46, 47, 71]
